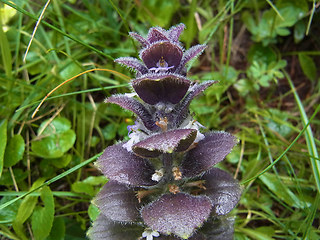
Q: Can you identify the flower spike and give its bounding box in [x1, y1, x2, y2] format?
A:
[90, 24, 240, 240]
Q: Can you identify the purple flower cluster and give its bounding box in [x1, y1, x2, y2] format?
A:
[88, 24, 241, 240]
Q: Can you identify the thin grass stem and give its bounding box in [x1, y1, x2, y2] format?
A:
[284, 70, 320, 194]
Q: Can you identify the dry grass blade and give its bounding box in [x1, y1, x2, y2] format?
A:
[31, 68, 130, 118]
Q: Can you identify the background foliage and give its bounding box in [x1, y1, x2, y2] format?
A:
[0, 0, 319, 239]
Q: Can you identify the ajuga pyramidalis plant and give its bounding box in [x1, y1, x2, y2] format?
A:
[88, 24, 241, 240]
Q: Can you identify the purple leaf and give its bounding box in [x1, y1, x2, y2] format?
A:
[115, 57, 148, 75]
[96, 143, 156, 186]
[157, 232, 205, 240]
[176, 45, 207, 73]
[167, 23, 186, 43]
[174, 81, 217, 126]
[87, 214, 143, 240]
[203, 168, 241, 215]
[181, 131, 237, 178]
[200, 216, 235, 239]
[93, 181, 140, 222]
[106, 94, 159, 131]
[140, 41, 183, 70]
[141, 193, 212, 239]
[129, 32, 149, 48]
[132, 129, 197, 158]
[132, 74, 190, 105]
[147, 27, 169, 43]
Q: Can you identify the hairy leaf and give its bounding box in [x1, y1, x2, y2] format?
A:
[106, 94, 159, 131]
[93, 181, 140, 222]
[87, 214, 143, 240]
[141, 193, 212, 239]
[203, 168, 241, 215]
[132, 129, 197, 158]
[132, 74, 190, 105]
[181, 131, 237, 177]
[96, 143, 156, 186]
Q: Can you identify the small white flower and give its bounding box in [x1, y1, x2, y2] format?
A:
[142, 228, 160, 240]
[124, 92, 138, 98]
[151, 169, 164, 182]
[123, 122, 148, 152]
[123, 132, 140, 152]
[181, 118, 206, 143]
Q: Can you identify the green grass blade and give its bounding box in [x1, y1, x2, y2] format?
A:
[0, 0, 114, 61]
[0, 191, 89, 198]
[306, 0, 316, 35]
[265, 0, 284, 21]
[284, 70, 320, 194]
[241, 103, 320, 185]
[0, 15, 12, 78]
[0, 152, 102, 211]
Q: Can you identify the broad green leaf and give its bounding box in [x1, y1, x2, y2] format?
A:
[274, 59, 287, 69]
[0, 4, 17, 26]
[200, 65, 238, 100]
[38, 117, 71, 135]
[71, 182, 95, 196]
[0, 168, 28, 186]
[180, 0, 197, 48]
[294, 20, 306, 43]
[138, 0, 180, 27]
[64, 217, 86, 240]
[88, 204, 99, 222]
[13, 179, 45, 240]
[247, 44, 277, 65]
[59, 61, 82, 80]
[31, 186, 55, 240]
[0, 119, 7, 177]
[72, 176, 107, 197]
[82, 175, 108, 186]
[39, 159, 56, 178]
[241, 194, 275, 217]
[259, 172, 306, 209]
[266, 109, 292, 137]
[137, 0, 180, 27]
[259, 75, 271, 87]
[243, 0, 308, 44]
[298, 53, 317, 81]
[32, 130, 76, 158]
[102, 124, 117, 140]
[242, 11, 257, 36]
[234, 79, 251, 97]
[47, 218, 65, 240]
[118, 122, 130, 137]
[31, 117, 76, 158]
[48, 154, 72, 168]
[275, 27, 290, 36]
[24, 51, 47, 75]
[90, 136, 100, 147]
[4, 134, 25, 167]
